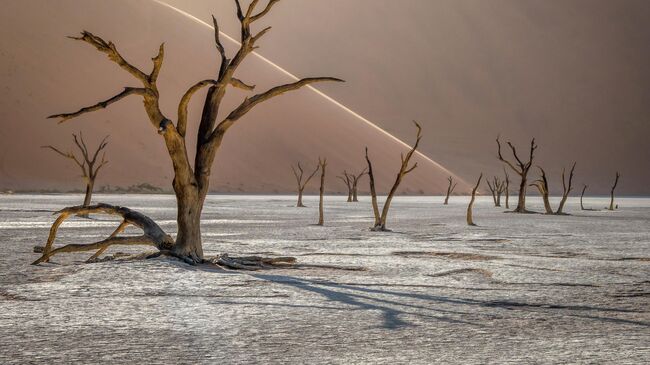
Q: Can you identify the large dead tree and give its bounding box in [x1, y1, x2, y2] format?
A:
[555, 162, 576, 215]
[443, 176, 457, 205]
[496, 136, 537, 213]
[580, 184, 588, 210]
[337, 171, 353, 202]
[467, 173, 482, 226]
[503, 168, 510, 209]
[486, 176, 506, 207]
[530, 167, 554, 214]
[365, 121, 421, 231]
[43, 132, 108, 207]
[351, 168, 368, 202]
[292, 162, 320, 207]
[317, 157, 326, 226]
[43, 0, 342, 265]
[608, 172, 620, 211]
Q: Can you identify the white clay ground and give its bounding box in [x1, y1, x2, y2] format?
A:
[0, 194, 648, 364]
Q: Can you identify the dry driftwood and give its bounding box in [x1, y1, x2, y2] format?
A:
[32, 203, 297, 269]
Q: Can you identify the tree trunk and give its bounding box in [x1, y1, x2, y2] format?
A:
[352, 182, 359, 202]
[495, 192, 501, 207]
[505, 187, 509, 209]
[172, 187, 204, 261]
[297, 188, 305, 207]
[608, 172, 620, 211]
[317, 160, 326, 226]
[580, 185, 587, 210]
[347, 191, 352, 202]
[515, 177, 527, 212]
[83, 179, 94, 207]
[467, 173, 482, 226]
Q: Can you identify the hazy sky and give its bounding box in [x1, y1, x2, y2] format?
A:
[1, 0, 649, 194]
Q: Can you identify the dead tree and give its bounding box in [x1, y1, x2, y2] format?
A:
[443, 176, 457, 205]
[292, 162, 320, 207]
[608, 172, 620, 211]
[337, 171, 353, 202]
[31, 203, 295, 269]
[467, 173, 483, 226]
[530, 167, 553, 214]
[365, 121, 421, 231]
[503, 168, 510, 209]
[580, 184, 588, 210]
[555, 162, 576, 215]
[486, 176, 506, 207]
[496, 136, 537, 213]
[43, 0, 342, 265]
[43, 133, 108, 207]
[351, 168, 368, 202]
[317, 157, 326, 225]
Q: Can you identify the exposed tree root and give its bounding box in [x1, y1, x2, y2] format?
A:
[32, 203, 297, 270]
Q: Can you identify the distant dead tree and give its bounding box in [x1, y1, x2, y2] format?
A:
[351, 168, 368, 202]
[41, 0, 342, 266]
[555, 162, 576, 215]
[43, 132, 109, 207]
[530, 167, 553, 214]
[503, 168, 510, 209]
[580, 184, 588, 210]
[496, 136, 537, 213]
[467, 173, 483, 226]
[317, 157, 327, 225]
[486, 176, 506, 207]
[337, 171, 353, 202]
[365, 121, 421, 231]
[443, 176, 457, 205]
[292, 162, 320, 208]
[608, 172, 620, 211]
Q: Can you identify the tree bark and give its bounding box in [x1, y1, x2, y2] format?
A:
[608, 172, 620, 211]
[83, 179, 95, 207]
[467, 173, 483, 226]
[297, 188, 305, 207]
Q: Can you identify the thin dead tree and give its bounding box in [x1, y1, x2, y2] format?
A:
[555, 162, 576, 215]
[365, 121, 421, 231]
[42, 0, 342, 266]
[580, 184, 588, 210]
[496, 136, 537, 213]
[443, 176, 457, 205]
[317, 157, 326, 225]
[351, 168, 368, 202]
[43, 133, 109, 207]
[608, 172, 620, 211]
[486, 176, 506, 207]
[292, 162, 320, 207]
[467, 173, 483, 226]
[530, 167, 554, 214]
[337, 171, 353, 202]
[503, 168, 510, 209]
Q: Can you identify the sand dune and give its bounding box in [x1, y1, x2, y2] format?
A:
[1, 0, 648, 194]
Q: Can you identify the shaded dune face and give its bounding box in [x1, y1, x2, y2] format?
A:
[0, 0, 468, 195]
